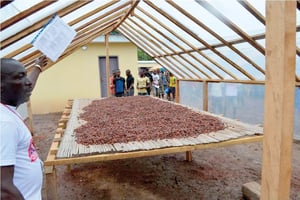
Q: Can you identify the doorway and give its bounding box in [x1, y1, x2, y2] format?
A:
[98, 56, 119, 97]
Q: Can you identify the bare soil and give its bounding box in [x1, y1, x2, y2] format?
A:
[33, 112, 300, 200]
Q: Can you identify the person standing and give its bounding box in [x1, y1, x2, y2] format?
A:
[136, 69, 150, 96]
[125, 69, 135, 96]
[168, 72, 176, 101]
[109, 70, 117, 97]
[113, 69, 126, 97]
[151, 69, 160, 97]
[1, 56, 47, 200]
[144, 70, 153, 95]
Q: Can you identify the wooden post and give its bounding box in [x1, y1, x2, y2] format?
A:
[26, 99, 34, 135]
[105, 34, 111, 97]
[203, 81, 208, 111]
[176, 79, 192, 162]
[261, 1, 296, 200]
[45, 166, 58, 200]
[175, 78, 180, 103]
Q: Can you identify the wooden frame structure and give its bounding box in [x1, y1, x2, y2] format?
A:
[44, 98, 263, 200]
[1, 0, 299, 199]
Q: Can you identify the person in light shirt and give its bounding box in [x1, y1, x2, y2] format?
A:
[1, 56, 47, 200]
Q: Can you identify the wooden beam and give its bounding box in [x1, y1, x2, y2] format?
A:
[118, 25, 189, 78]
[261, 1, 296, 200]
[74, 1, 130, 32]
[118, 26, 186, 79]
[196, 0, 265, 55]
[238, 0, 265, 25]
[203, 81, 208, 112]
[167, 0, 265, 77]
[179, 78, 265, 85]
[1, 0, 93, 50]
[105, 34, 111, 97]
[112, 0, 140, 30]
[68, 0, 120, 27]
[136, 6, 237, 80]
[146, 1, 256, 80]
[43, 135, 263, 166]
[145, 2, 254, 80]
[1, 0, 57, 31]
[0, 0, 13, 8]
[123, 20, 205, 79]
[76, 10, 126, 36]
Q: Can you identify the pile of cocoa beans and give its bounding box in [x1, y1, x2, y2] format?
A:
[75, 96, 225, 146]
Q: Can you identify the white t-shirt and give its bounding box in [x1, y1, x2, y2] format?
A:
[0, 104, 43, 200]
[152, 74, 160, 88]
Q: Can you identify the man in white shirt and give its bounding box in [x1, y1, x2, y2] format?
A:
[1, 56, 47, 200]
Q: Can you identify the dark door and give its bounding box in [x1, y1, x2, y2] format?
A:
[98, 56, 119, 97]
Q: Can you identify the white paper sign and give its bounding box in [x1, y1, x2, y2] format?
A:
[32, 15, 76, 62]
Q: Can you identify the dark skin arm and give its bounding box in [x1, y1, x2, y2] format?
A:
[1, 166, 24, 200]
[27, 56, 48, 90]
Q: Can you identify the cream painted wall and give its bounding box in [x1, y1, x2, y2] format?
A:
[31, 42, 138, 114]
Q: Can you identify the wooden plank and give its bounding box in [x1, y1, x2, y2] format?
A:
[1, 1, 92, 50]
[46, 166, 58, 200]
[242, 181, 261, 200]
[44, 135, 263, 166]
[196, 0, 265, 55]
[1, 1, 57, 31]
[135, 7, 236, 80]
[167, 0, 265, 77]
[123, 20, 206, 79]
[105, 33, 111, 97]
[118, 26, 188, 78]
[202, 81, 208, 111]
[145, 1, 255, 80]
[261, 1, 296, 200]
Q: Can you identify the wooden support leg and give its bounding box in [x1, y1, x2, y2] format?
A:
[66, 164, 72, 172]
[185, 151, 192, 162]
[45, 166, 58, 200]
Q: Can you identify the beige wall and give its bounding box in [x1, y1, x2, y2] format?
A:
[31, 42, 138, 114]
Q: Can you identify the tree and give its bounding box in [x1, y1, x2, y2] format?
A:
[137, 48, 153, 61]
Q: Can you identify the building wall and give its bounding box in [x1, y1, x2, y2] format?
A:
[31, 42, 138, 114]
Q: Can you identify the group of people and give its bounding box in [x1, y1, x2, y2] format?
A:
[109, 69, 135, 97]
[109, 68, 176, 101]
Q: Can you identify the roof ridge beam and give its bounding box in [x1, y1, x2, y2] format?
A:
[111, 0, 140, 31]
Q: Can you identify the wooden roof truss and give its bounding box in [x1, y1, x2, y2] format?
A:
[1, 0, 299, 83]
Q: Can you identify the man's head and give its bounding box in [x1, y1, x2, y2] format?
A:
[138, 69, 145, 77]
[1, 58, 33, 107]
[126, 69, 131, 76]
[114, 69, 120, 77]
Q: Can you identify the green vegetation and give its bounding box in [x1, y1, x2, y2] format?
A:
[138, 48, 153, 61]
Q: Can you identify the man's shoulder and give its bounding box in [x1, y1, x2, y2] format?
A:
[0, 107, 15, 123]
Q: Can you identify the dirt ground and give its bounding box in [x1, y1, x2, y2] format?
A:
[32, 112, 300, 200]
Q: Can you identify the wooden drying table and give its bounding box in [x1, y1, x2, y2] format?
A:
[44, 98, 263, 200]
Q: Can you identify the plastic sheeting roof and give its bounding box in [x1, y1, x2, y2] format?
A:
[1, 0, 299, 82]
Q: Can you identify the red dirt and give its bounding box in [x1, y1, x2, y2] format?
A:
[33, 112, 300, 200]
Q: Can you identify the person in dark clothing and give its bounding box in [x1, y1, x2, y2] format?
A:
[113, 69, 126, 97]
[125, 69, 135, 96]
